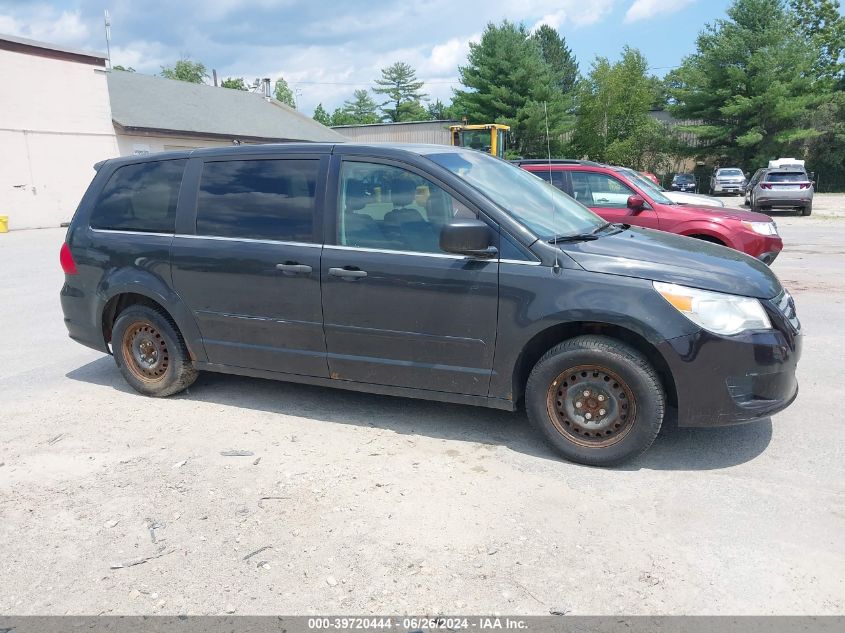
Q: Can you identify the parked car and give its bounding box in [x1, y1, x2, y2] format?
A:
[710, 167, 746, 196]
[641, 171, 660, 185]
[618, 167, 725, 208]
[517, 160, 783, 263]
[745, 167, 814, 216]
[61, 144, 801, 466]
[671, 173, 697, 192]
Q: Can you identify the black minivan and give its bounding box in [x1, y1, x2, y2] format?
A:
[60, 143, 801, 465]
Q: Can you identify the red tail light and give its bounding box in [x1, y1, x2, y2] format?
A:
[800, 183, 811, 189]
[60, 242, 78, 275]
[760, 183, 773, 189]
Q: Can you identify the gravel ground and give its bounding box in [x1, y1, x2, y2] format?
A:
[0, 208, 843, 616]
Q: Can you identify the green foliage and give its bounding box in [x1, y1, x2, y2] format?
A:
[790, 0, 845, 84]
[532, 24, 579, 94]
[274, 78, 296, 108]
[667, 0, 822, 168]
[342, 90, 381, 124]
[373, 62, 428, 122]
[329, 107, 357, 126]
[160, 59, 208, 84]
[312, 103, 332, 126]
[453, 20, 572, 157]
[426, 99, 458, 120]
[220, 77, 248, 90]
[571, 47, 671, 170]
[111, 65, 135, 72]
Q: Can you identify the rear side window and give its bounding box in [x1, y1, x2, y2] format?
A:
[91, 159, 186, 233]
[196, 159, 319, 242]
[766, 172, 806, 183]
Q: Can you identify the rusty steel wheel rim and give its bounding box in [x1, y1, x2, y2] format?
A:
[545, 364, 637, 448]
[121, 321, 170, 383]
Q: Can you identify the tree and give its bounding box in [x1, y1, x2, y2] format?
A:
[571, 47, 670, 170]
[532, 25, 579, 94]
[790, 0, 845, 84]
[426, 99, 453, 120]
[312, 103, 332, 126]
[453, 20, 571, 157]
[160, 59, 208, 83]
[667, 0, 822, 168]
[373, 62, 428, 122]
[274, 78, 296, 108]
[220, 77, 248, 90]
[329, 107, 357, 126]
[342, 90, 380, 124]
[112, 65, 135, 72]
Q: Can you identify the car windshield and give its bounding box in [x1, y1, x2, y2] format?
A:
[718, 169, 744, 177]
[616, 168, 675, 204]
[674, 174, 694, 183]
[425, 150, 605, 238]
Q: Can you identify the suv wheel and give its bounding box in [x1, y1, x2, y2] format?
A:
[525, 336, 665, 466]
[801, 203, 812, 216]
[112, 305, 198, 397]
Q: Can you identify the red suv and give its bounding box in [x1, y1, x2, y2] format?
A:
[517, 160, 783, 264]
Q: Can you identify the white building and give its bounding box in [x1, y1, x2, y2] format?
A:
[0, 34, 346, 230]
[0, 35, 118, 230]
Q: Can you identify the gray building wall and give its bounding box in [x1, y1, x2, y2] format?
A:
[332, 120, 458, 145]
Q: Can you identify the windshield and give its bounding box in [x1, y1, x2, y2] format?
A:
[616, 168, 675, 204]
[717, 169, 744, 178]
[425, 150, 605, 238]
[674, 174, 694, 183]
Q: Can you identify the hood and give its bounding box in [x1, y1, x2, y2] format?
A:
[559, 226, 782, 299]
[668, 202, 774, 223]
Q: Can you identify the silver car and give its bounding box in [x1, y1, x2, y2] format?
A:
[709, 167, 746, 196]
[746, 168, 814, 216]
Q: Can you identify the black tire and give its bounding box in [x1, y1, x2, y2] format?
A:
[525, 335, 665, 466]
[112, 305, 198, 397]
[801, 203, 812, 216]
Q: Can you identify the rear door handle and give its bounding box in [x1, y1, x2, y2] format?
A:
[329, 267, 367, 280]
[275, 263, 312, 275]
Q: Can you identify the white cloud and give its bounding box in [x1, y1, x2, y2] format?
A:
[624, 0, 694, 23]
[529, 0, 615, 31]
[0, 8, 91, 47]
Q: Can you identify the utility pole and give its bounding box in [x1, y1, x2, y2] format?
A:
[103, 9, 112, 69]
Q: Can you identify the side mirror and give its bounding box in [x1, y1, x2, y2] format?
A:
[627, 195, 646, 212]
[439, 219, 497, 258]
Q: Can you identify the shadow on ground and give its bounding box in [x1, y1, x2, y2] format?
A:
[67, 356, 772, 472]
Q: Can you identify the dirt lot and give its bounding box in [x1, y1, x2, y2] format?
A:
[1, 197, 843, 616]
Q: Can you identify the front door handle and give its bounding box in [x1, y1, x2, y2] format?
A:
[276, 263, 312, 275]
[329, 267, 367, 280]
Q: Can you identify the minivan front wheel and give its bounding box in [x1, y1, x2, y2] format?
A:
[112, 305, 198, 397]
[525, 336, 665, 466]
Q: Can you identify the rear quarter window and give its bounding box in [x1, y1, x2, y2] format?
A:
[90, 159, 186, 233]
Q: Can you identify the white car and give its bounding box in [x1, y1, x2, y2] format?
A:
[663, 190, 726, 208]
[614, 168, 727, 208]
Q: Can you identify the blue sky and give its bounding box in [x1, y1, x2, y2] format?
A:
[0, 0, 736, 114]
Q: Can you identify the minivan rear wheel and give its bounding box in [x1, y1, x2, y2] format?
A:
[112, 305, 198, 397]
[525, 336, 664, 466]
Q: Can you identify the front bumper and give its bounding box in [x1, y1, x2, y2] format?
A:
[713, 183, 744, 193]
[658, 317, 801, 427]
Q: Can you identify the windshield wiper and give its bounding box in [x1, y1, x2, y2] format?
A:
[548, 222, 615, 243]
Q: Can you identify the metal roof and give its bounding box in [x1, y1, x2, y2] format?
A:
[0, 33, 107, 64]
[106, 70, 347, 143]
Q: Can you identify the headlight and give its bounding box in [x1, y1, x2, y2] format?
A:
[742, 221, 779, 236]
[654, 282, 772, 335]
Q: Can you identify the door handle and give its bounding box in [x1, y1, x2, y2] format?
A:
[329, 267, 367, 280]
[275, 263, 312, 274]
